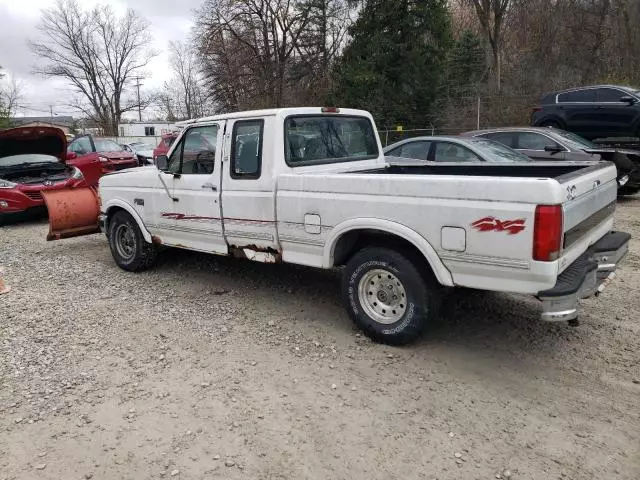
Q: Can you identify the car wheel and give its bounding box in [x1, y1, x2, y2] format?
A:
[108, 210, 157, 271]
[342, 246, 441, 345]
[618, 185, 640, 196]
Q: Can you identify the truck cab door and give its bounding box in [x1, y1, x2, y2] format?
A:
[220, 117, 279, 257]
[153, 122, 227, 254]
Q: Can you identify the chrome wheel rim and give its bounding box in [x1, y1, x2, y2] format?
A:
[114, 224, 136, 260]
[358, 269, 407, 325]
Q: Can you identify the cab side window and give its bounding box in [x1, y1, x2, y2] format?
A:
[167, 126, 218, 175]
[231, 120, 263, 179]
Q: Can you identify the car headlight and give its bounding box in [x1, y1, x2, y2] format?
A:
[71, 166, 84, 180]
[0, 178, 17, 189]
[98, 156, 109, 163]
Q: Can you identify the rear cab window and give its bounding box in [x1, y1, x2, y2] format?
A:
[285, 115, 379, 166]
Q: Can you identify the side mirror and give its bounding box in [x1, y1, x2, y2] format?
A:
[544, 145, 563, 154]
[619, 96, 636, 105]
[66, 151, 77, 160]
[156, 155, 169, 171]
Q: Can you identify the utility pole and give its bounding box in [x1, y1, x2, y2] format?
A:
[133, 76, 144, 121]
[49, 105, 54, 125]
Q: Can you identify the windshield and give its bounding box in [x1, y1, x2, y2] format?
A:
[285, 115, 379, 166]
[0, 153, 60, 168]
[94, 139, 125, 152]
[467, 138, 532, 162]
[131, 143, 155, 150]
[550, 130, 597, 149]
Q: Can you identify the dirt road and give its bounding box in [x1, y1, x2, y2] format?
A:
[1, 200, 639, 480]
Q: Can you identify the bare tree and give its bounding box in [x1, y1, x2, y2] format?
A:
[166, 41, 206, 119]
[466, 0, 511, 91]
[290, 0, 352, 102]
[0, 69, 24, 124]
[29, 0, 156, 135]
[195, 0, 325, 111]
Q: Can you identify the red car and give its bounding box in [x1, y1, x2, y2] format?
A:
[152, 132, 179, 162]
[68, 134, 138, 174]
[0, 127, 101, 224]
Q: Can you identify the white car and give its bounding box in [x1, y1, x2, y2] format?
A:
[46, 107, 630, 345]
[122, 141, 156, 165]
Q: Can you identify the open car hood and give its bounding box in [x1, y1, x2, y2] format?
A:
[0, 126, 67, 161]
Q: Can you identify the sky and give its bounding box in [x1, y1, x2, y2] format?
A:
[0, 0, 203, 119]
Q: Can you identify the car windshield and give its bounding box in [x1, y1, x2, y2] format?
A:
[467, 138, 532, 162]
[131, 143, 155, 150]
[94, 139, 125, 152]
[0, 153, 59, 168]
[550, 130, 597, 150]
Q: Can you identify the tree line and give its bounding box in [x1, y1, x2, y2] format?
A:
[26, 0, 640, 135]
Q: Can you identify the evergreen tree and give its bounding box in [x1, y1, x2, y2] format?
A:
[331, 0, 452, 128]
[444, 30, 486, 96]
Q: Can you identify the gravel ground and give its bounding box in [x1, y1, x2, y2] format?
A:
[1, 199, 639, 480]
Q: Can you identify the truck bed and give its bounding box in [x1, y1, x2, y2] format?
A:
[276, 161, 618, 294]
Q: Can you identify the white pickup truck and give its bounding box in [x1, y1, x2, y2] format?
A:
[48, 107, 630, 345]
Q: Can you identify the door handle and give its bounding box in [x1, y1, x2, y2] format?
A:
[201, 183, 217, 191]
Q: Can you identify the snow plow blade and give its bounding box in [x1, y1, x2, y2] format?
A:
[42, 187, 101, 241]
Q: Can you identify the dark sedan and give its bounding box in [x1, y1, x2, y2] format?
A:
[462, 127, 639, 195]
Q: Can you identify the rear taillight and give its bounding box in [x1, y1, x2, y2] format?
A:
[532, 107, 542, 112]
[533, 205, 563, 261]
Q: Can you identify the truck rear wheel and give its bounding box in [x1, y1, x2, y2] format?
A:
[342, 246, 440, 345]
[108, 210, 157, 272]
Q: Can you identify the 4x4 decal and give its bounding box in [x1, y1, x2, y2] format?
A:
[471, 217, 525, 235]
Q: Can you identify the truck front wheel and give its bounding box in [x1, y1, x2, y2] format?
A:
[108, 210, 157, 272]
[342, 247, 440, 345]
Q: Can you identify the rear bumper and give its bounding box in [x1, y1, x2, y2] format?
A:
[538, 231, 630, 321]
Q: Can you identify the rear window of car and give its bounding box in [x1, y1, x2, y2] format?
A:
[557, 89, 596, 103]
[285, 115, 379, 166]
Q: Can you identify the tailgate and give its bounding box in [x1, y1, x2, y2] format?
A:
[558, 163, 618, 270]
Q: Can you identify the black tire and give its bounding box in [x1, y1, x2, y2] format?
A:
[342, 246, 441, 345]
[108, 210, 157, 271]
[618, 185, 640, 196]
